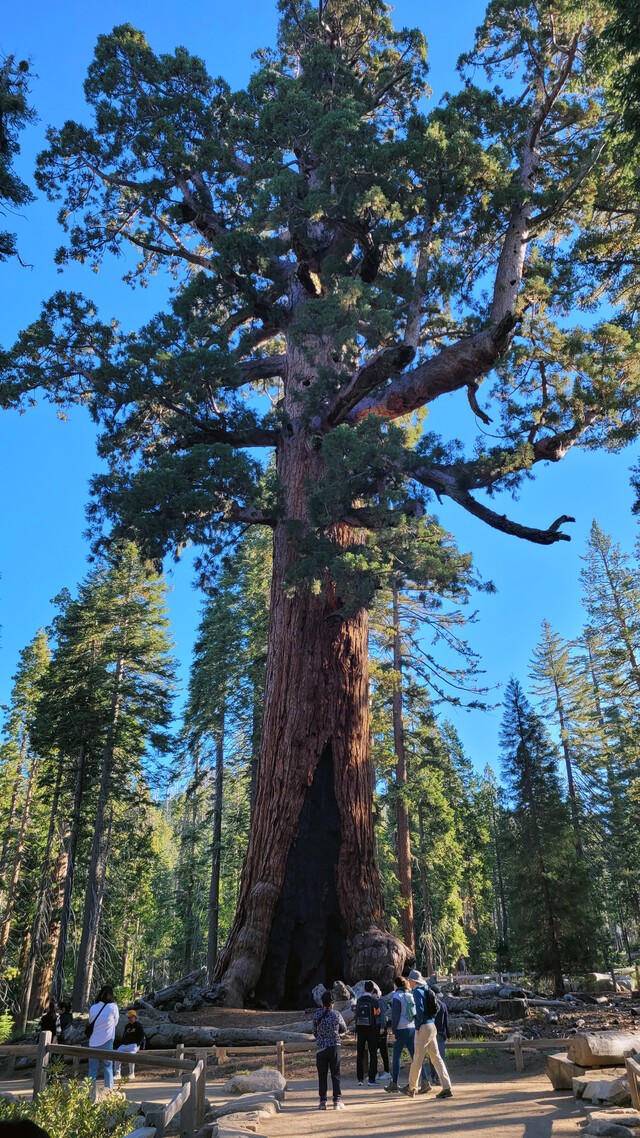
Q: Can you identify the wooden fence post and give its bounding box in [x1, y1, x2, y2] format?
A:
[196, 1061, 205, 1127]
[276, 1040, 285, 1079]
[180, 1072, 196, 1138]
[33, 1031, 51, 1099]
[513, 1034, 524, 1073]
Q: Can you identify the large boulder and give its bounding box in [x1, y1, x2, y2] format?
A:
[568, 1032, 640, 1068]
[222, 1068, 286, 1097]
[546, 1052, 588, 1091]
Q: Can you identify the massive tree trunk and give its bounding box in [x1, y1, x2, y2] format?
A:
[214, 398, 410, 1006]
[392, 583, 415, 953]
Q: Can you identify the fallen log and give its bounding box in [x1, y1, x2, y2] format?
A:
[568, 1032, 640, 1068]
[213, 1029, 314, 1047]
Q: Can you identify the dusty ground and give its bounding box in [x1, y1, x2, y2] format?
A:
[235, 1057, 585, 1138]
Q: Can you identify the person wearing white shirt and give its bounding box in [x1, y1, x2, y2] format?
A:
[87, 985, 120, 1089]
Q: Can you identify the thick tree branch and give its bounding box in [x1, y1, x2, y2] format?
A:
[491, 36, 580, 324]
[238, 355, 287, 383]
[349, 313, 516, 423]
[316, 343, 416, 430]
[407, 462, 574, 544]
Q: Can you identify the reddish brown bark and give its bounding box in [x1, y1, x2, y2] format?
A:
[215, 419, 409, 1006]
[29, 841, 69, 1018]
[392, 583, 415, 953]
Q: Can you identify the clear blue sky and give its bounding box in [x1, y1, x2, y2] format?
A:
[1, 0, 637, 773]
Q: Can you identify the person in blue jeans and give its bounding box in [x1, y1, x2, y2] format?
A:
[428, 999, 449, 1086]
[87, 985, 120, 1090]
[385, 976, 428, 1093]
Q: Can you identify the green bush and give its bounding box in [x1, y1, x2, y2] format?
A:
[0, 1011, 14, 1043]
[0, 1078, 134, 1138]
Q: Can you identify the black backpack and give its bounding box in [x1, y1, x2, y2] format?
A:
[355, 993, 376, 1028]
[422, 985, 439, 1021]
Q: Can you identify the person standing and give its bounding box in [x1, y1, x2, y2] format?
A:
[57, 1003, 74, 1040]
[355, 980, 381, 1086]
[428, 998, 450, 1086]
[402, 970, 452, 1099]
[39, 1002, 60, 1043]
[312, 990, 347, 1111]
[114, 1010, 146, 1079]
[87, 985, 120, 1091]
[386, 976, 428, 1093]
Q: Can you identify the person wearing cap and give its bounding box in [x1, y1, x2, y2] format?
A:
[402, 970, 452, 1099]
[114, 1010, 146, 1080]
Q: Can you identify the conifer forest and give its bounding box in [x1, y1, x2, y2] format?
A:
[1, 0, 640, 1018]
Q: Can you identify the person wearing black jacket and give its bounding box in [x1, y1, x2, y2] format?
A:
[114, 1011, 146, 1079]
[355, 981, 381, 1086]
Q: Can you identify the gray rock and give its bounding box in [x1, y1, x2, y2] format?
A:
[206, 1093, 282, 1121]
[331, 981, 353, 1001]
[222, 1068, 286, 1096]
[586, 1112, 640, 1129]
[583, 1123, 635, 1138]
[312, 983, 327, 1007]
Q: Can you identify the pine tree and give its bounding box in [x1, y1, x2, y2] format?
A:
[529, 621, 590, 857]
[71, 543, 175, 1008]
[7, 0, 640, 1000]
[0, 630, 51, 973]
[499, 679, 597, 993]
[0, 55, 35, 262]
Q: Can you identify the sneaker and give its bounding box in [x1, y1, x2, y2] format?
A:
[318, 1100, 327, 1110]
[401, 1085, 418, 1097]
[385, 1082, 400, 1093]
[357, 1080, 364, 1086]
[334, 1100, 345, 1110]
[436, 1088, 453, 1099]
[367, 1081, 378, 1087]
[379, 1071, 391, 1082]
[420, 1081, 432, 1094]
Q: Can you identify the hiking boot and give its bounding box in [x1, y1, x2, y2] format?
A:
[436, 1088, 453, 1099]
[318, 1100, 327, 1110]
[334, 1100, 345, 1110]
[385, 1082, 400, 1093]
[419, 1081, 432, 1094]
[400, 1085, 418, 1097]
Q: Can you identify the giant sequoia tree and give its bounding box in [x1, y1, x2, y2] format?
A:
[4, 0, 640, 1004]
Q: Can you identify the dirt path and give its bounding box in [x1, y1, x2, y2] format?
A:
[259, 1068, 583, 1138]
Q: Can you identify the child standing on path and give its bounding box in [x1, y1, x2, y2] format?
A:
[313, 990, 348, 1111]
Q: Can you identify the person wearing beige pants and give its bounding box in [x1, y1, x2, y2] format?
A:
[408, 1019, 452, 1093]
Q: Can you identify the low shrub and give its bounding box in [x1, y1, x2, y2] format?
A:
[0, 1078, 133, 1138]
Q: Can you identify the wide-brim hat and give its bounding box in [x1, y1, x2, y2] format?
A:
[407, 969, 428, 985]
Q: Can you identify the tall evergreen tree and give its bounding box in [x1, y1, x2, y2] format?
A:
[499, 679, 596, 993]
[6, 0, 640, 1000]
[529, 621, 589, 857]
[0, 630, 51, 973]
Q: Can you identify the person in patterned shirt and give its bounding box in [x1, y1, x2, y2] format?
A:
[312, 990, 348, 1110]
